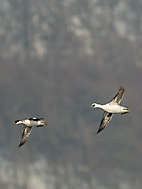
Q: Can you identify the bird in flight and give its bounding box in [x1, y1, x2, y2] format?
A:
[14, 117, 47, 147]
[91, 87, 129, 134]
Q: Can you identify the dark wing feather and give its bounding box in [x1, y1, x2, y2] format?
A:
[97, 112, 112, 134]
[110, 87, 125, 104]
[19, 127, 32, 147]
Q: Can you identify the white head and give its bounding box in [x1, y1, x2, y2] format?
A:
[91, 102, 101, 109]
[91, 103, 97, 109]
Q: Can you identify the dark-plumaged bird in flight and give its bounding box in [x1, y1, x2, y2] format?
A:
[91, 87, 129, 134]
[14, 117, 47, 147]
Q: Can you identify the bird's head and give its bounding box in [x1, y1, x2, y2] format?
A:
[14, 120, 22, 125]
[91, 103, 97, 109]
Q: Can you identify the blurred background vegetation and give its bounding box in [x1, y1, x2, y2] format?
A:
[0, 0, 142, 188]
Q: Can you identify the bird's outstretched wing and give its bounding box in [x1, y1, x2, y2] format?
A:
[97, 112, 112, 134]
[19, 127, 32, 147]
[110, 87, 125, 104]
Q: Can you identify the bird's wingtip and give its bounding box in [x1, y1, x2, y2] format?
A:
[96, 128, 103, 134]
[18, 142, 25, 147]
